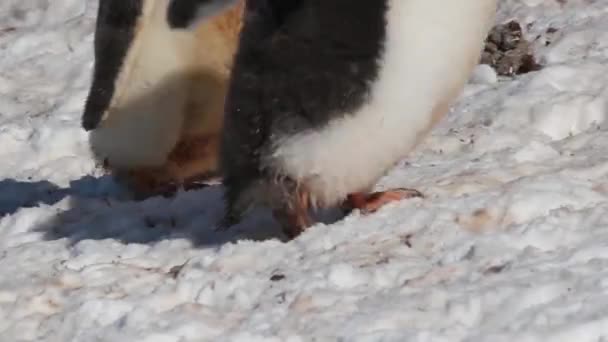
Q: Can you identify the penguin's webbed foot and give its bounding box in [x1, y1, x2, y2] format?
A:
[113, 134, 219, 199]
[344, 188, 423, 214]
[117, 168, 178, 200]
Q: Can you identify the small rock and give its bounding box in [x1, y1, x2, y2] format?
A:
[270, 274, 286, 282]
[480, 20, 542, 76]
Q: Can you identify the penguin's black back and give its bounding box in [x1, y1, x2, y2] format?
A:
[82, 0, 143, 131]
[220, 0, 388, 220]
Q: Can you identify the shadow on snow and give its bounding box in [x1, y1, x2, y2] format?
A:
[0, 175, 344, 247]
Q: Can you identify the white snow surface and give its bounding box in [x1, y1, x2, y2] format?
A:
[2, 0, 608, 341]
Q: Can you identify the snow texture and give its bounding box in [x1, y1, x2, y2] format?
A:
[2, 0, 608, 341]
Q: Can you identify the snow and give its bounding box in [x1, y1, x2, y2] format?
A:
[2, 0, 608, 341]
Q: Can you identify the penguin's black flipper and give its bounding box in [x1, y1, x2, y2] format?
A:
[167, 0, 240, 29]
[82, 0, 143, 131]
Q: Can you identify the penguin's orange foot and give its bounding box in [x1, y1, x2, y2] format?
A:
[117, 165, 218, 200]
[110, 134, 221, 200]
[344, 188, 423, 214]
[120, 168, 180, 200]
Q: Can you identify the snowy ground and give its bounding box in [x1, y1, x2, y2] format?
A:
[2, 0, 608, 341]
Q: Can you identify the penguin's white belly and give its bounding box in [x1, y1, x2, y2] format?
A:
[270, 0, 497, 207]
[90, 0, 193, 168]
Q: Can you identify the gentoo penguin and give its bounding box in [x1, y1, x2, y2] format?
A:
[168, 0, 497, 238]
[82, 0, 244, 198]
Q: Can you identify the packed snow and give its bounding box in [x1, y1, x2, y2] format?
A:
[2, 0, 608, 341]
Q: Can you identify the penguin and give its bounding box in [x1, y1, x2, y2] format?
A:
[168, 0, 497, 238]
[82, 0, 244, 198]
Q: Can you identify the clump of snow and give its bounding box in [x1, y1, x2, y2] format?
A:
[2, 0, 608, 341]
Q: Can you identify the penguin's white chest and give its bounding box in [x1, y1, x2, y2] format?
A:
[269, 0, 497, 207]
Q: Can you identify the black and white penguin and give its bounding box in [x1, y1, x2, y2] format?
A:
[82, 0, 243, 198]
[168, 0, 497, 238]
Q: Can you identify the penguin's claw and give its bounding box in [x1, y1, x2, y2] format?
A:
[273, 188, 313, 240]
[273, 209, 311, 240]
[217, 211, 241, 232]
[344, 188, 423, 214]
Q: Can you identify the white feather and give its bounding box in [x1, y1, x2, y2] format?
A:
[90, 0, 195, 167]
[269, 0, 497, 207]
